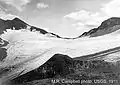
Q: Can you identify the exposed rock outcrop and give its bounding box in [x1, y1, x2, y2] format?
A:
[11, 54, 74, 84]
[80, 17, 120, 37]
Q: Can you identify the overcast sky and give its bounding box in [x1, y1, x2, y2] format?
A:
[0, 0, 119, 37]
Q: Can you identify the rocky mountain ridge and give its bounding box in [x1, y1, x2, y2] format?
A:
[80, 17, 120, 37]
[1, 17, 120, 39]
[0, 17, 61, 38]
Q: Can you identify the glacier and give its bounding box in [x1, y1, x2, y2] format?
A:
[1, 28, 120, 83]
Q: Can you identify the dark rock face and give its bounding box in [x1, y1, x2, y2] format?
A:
[0, 48, 7, 61]
[0, 17, 62, 38]
[45, 54, 74, 76]
[0, 19, 7, 34]
[7, 18, 28, 30]
[11, 54, 74, 84]
[80, 17, 120, 37]
[30, 26, 48, 34]
[99, 17, 120, 29]
[0, 38, 9, 47]
[0, 17, 48, 35]
[0, 38, 8, 61]
[0, 18, 27, 34]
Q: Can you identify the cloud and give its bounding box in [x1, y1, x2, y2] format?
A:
[37, 3, 49, 9]
[101, 0, 120, 17]
[64, 0, 120, 32]
[65, 10, 107, 31]
[72, 22, 88, 32]
[0, 0, 31, 11]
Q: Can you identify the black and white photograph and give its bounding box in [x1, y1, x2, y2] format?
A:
[0, 0, 120, 85]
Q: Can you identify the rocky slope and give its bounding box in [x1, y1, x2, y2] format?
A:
[10, 54, 74, 84]
[9, 53, 120, 85]
[0, 17, 61, 38]
[0, 38, 8, 61]
[80, 17, 120, 37]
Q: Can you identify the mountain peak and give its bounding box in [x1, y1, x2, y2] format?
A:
[12, 17, 28, 25]
[13, 17, 21, 20]
[80, 17, 120, 37]
[109, 17, 120, 20]
[99, 17, 120, 29]
[0, 18, 63, 38]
